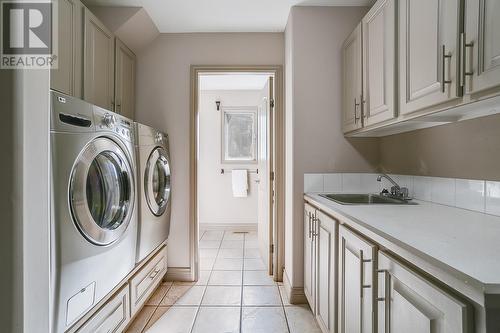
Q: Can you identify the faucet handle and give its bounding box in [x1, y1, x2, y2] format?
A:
[390, 186, 399, 195]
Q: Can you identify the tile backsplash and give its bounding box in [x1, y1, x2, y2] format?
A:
[304, 172, 500, 217]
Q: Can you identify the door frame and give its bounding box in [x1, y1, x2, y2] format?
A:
[189, 65, 285, 282]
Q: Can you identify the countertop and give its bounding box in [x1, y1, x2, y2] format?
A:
[305, 193, 500, 305]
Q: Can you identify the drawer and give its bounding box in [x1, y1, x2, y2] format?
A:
[130, 245, 167, 315]
[77, 285, 130, 333]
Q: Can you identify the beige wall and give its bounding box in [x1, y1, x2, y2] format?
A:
[135, 33, 284, 268]
[0, 69, 51, 332]
[284, 6, 378, 289]
[198, 89, 261, 226]
[380, 113, 500, 181]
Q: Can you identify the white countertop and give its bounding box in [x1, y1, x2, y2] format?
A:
[305, 193, 500, 303]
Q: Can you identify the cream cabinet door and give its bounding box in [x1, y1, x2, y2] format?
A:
[304, 203, 316, 312]
[50, 0, 82, 97]
[338, 225, 376, 333]
[377, 251, 472, 333]
[83, 8, 114, 110]
[315, 211, 337, 333]
[463, 0, 500, 95]
[399, 0, 462, 115]
[342, 23, 363, 133]
[114, 38, 136, 119]
[362, 0, 396, 126]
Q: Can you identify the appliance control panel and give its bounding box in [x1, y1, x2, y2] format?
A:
[93, 107, 134, 142]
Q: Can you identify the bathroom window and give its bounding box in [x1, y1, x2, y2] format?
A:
[222, 107, 258, 163]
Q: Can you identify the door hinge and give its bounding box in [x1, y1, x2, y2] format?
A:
[270, 244, 274, 253]
[270, 98, 275, 108]
[270, 171, 275, 181]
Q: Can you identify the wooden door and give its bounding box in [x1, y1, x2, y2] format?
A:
[114, 38, 136, 119]
[315, 211, 337, 333]
[304, 203, 316, 311]
[463, 0, 500, 94]
[257, 76, 275, 275]
[338, 225, 376, 333]
[342, 23, 363, 133]
[377, 251, 472, 333]
[362, 0, 397, 126]
[399, 0, 462, 115]
[51, 0, 82, 97]
[83, 8, 114, 110]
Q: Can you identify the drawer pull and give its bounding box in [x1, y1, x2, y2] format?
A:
[149, 267, 161, 279]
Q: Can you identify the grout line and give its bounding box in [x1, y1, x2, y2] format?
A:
[140, 279, 175, 332]
[239, 231, 246, 332]
[188, 231, 223, 333]
[140, 305, 159, 333]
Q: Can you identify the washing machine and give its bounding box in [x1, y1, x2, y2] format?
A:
[135, 122, 172, 263]
[50, 91, 137, 332]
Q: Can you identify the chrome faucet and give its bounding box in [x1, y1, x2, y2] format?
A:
[376, 174, 410, 200]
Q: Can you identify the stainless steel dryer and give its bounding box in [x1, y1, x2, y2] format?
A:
[50, 91, 137, 332]
[135, 122, 172, 263]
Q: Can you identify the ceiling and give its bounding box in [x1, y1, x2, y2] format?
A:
[200, 74, 270, 91]
[84, 0, 374, 33]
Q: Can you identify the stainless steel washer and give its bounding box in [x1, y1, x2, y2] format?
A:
[50, 91, 137, 332]
[135, 122, 172, 263]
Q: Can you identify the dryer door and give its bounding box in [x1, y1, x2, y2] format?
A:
[145, 147, 171, 216]
[70, 137, 135, 246]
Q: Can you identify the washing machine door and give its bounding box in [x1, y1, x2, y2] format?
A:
[145, 147, 171, 216]
[70, 137, 135, 246]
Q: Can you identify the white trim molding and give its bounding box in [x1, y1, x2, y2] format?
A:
[283, 270, 307, 305]
[199, 223, 257, 232]
[165, 267, 194, 282]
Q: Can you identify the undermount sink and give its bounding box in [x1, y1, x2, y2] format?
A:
[320, 193, 417, 205]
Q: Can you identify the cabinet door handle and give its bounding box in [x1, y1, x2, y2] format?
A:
[441, 45, 452, 93]
[354, 98, 360, 124]
[376, 269, 387, 302]
[312, 216, 318, 237]
[460, 32, 474, 88]
[359, 251, 372, 297]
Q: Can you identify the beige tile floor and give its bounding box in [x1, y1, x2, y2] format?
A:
[125, 230, 321, 333]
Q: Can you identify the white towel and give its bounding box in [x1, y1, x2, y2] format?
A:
[231, 169, 248, 198]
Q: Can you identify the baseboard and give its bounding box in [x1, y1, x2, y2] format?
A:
[283, 270, 307, 305]
[165, 267, 194, 282]
[199, 223, 257, 232]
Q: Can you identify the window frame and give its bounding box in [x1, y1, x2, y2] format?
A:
[220, 106, 259, 164]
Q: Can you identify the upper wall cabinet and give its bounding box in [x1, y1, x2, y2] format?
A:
[342, 23, 363, 133]
[114, 39, 136, 120]
[399, 0, 462, 115]
[362, 0, 397, 126]
[463, 0, 500, 95]
[84, 8, 115, 111]
[50, 0, 83, 97]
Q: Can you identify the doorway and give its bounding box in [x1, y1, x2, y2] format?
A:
[190, 66, 284, 283]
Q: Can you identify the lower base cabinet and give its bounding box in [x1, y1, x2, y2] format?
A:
[75, 245, 167, 332]
[76, 286, 130, 333]
[303, 204, 338, 333]
[377, 251, 472, 333]
[304, 201, 474, 333]
[130, 245, 168, 316]
[315, 211, 337, 333]
[338, 225, 376, 333]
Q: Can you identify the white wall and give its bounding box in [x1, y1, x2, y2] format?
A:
[135, 33, 284, 268]
[284, 6, 379, 291]
[198, 89, 261, 226]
